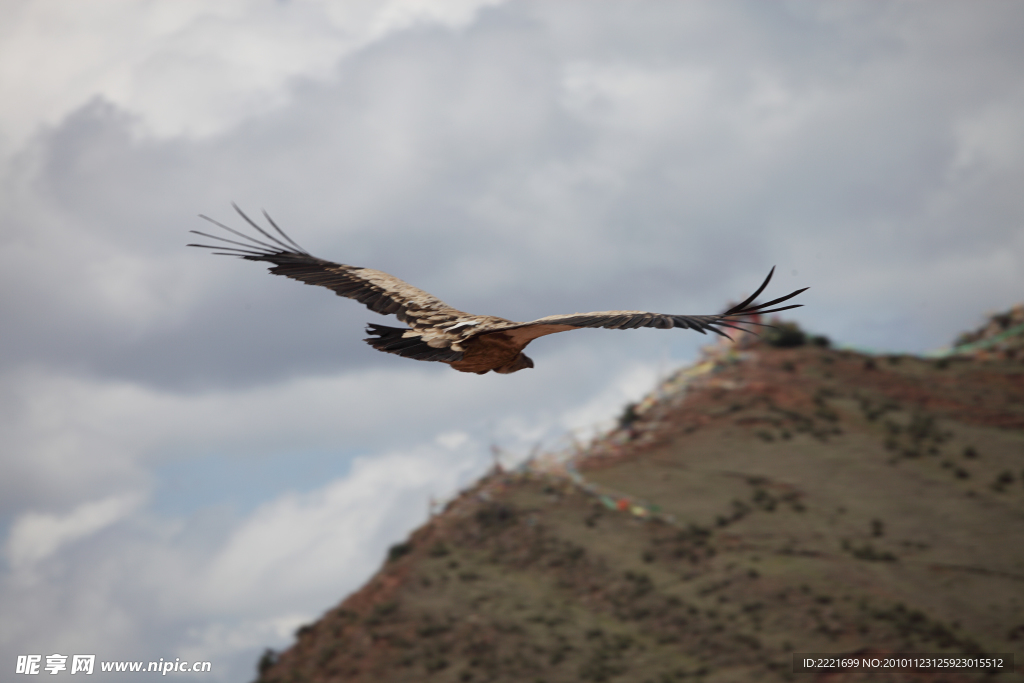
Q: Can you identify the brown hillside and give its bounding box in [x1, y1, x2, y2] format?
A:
[254, 329, 1024, 683]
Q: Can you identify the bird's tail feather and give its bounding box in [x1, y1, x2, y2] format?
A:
[364, 324, 463, 363]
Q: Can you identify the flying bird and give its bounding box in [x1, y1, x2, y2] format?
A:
[189, 206, 808, 375]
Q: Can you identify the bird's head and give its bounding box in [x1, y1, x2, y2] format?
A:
[494, 353, 534, 374]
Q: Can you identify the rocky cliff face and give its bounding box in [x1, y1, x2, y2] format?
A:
[254, 332, 1024, 683]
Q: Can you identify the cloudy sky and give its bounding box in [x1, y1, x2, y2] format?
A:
[2, 1, 1022, 680]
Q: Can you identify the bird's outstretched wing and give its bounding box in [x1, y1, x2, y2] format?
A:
[190, 207, 809, 373]
[475, 267, 807, 346]
[188, 205, 473, 332]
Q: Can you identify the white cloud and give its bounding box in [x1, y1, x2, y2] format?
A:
[560, 61, 716, 135]
[5, 493, 144, 569]
[198, 444, 480, 613]
[558, 361, 659, 440]
[179, 614, 309, 674]
[436, 430, 470, 450]
[0, 0, 505, 146]
[0, 348, 629, 511]
[950, 98, 1024, 176]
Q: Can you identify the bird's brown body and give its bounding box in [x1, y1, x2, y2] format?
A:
[450, 332, 529, 374]
[190, 206, 808, 374]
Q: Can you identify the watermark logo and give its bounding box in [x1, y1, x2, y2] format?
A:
[70, 656, 95, 675]
[16, 654, 210, 675]
[16, 655, 41, 675]
[22, 655, 95, 675]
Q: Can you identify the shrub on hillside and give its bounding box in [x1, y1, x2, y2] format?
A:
[760, 320, 829, 348]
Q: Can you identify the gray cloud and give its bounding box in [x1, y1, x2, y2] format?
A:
[7, 2, 1023, 387]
